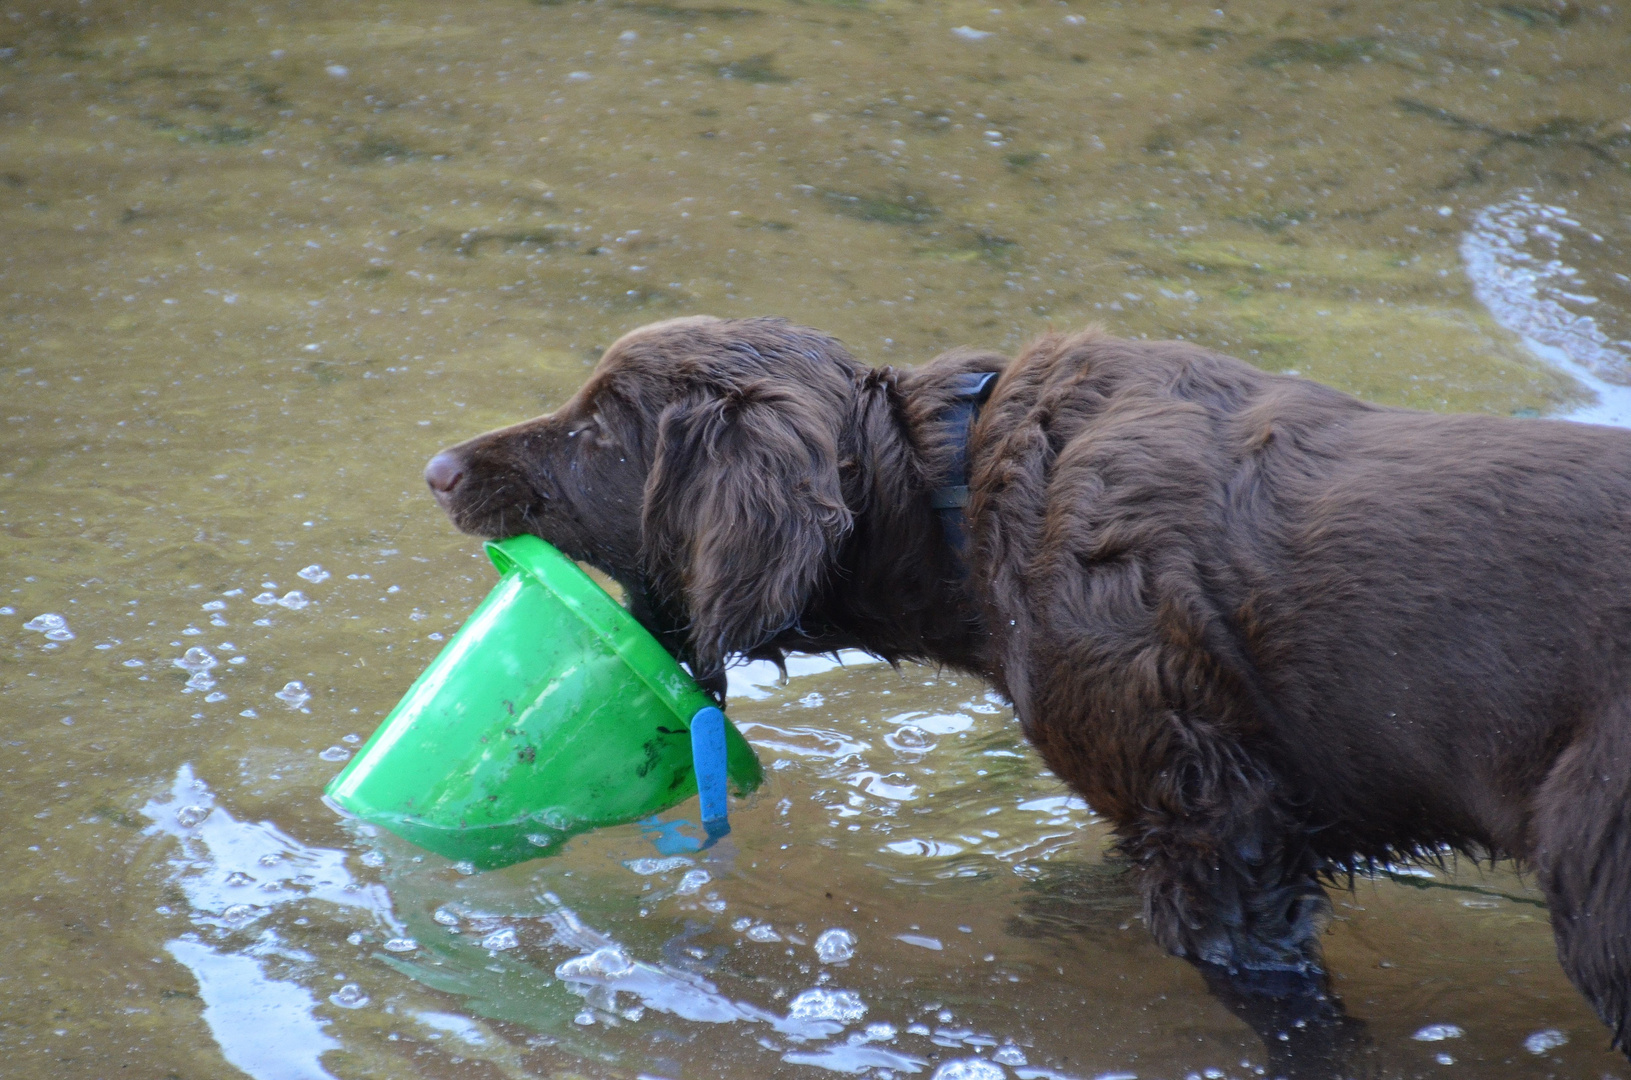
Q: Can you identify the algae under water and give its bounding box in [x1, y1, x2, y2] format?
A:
[3, 1, 1630, 1077]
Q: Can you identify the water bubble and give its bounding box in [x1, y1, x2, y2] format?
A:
[221, 903, 260, 925]
[252, 592, 279, 605]
[185, 671, 217, 691]
[993, 1045, 1028, 1066]
[624, 856, 694, 875]
[239, 709, 257, 719]
[201, 600, 227, 612]
[557, 945, 635, 981]
[1412, 1024, 1465, 1042]
[815, 928, 857, 963]
[358, 851, 384, 868]
[225, 871, 255, 887]
[1524, 1029, 1568, 1054]
[23, 613, 74, 641]
[382, 938, 419, 953]
[432, 906, 461, 927]
[787, 988, 866, 1024]
[452, 860, 476, 876]
[951, 26, 992, 41]
[329, 983, 370, 1009]
[319, 746, 351, 762]
[297, 565, 331, 583]
[123, 659, 145, 668]
[276, 591, 310, 611]
[573, 1010, 596, 1025]
[175, 805, 212, 828]
[481, 928, 519, 952]
[229, 656, 247, 665]
[886, 725, 933, 753]
[931, 1060, 1004, 1080]
[205, 692, 228, 703]
[274, 681, 312, 708]
[747, 924, 782, 943]
[174, 647, 218, 673]
[0, 606, 12, 615]
[341, 733, 360, 744]
[862, 1022, 897, 1042]
[675, 869, 711, 895]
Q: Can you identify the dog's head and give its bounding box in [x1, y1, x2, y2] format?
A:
[425, 316, 867, 683]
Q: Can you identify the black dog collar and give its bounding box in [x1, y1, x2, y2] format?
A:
[929, 371, 999, 565]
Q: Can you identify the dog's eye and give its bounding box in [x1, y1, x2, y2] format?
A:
[566, 413, 617, 447]
[589, 412, 620, 447]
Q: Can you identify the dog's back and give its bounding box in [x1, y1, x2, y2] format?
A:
[972, 329, 1631, 863]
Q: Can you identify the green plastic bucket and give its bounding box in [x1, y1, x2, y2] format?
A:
[324, 534, 762, 869]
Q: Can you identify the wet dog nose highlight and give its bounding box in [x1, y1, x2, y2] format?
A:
[424, 452, 464, 496]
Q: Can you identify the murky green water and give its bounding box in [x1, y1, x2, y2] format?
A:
[4, 1, 1630, 1077]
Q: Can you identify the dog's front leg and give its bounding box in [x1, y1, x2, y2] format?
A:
[1124, 786, 1330, 981]
[1115, 776, 1364, 1068]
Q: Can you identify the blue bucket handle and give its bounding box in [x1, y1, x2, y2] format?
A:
[690, 705, 731, 844]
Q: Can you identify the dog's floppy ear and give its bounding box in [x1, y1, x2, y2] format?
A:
[642, 380, 852, 682]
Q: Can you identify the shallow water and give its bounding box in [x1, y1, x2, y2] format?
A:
[3, 1, 1630, 1078]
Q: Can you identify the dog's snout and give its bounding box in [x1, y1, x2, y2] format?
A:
[424, 452, 465, 498]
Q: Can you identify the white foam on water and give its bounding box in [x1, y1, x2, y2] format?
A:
[23, 612, 74, 641]
[787, 988, 868, 1024]
[543, 896, 857, 1041]
[932, 1059, 1006, 1080]
[481, 928, 520, 952]
[1524, 1028, 1569, 1054]
[1461, 194, 1631, 427]
[623, 855, 695, 876]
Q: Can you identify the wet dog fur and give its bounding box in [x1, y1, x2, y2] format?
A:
[426, 315, 1631, 1055]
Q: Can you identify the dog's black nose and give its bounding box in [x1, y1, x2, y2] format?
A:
[424, 452, 464, 497]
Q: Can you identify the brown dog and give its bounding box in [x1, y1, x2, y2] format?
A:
[426, 315, 1631, 1053]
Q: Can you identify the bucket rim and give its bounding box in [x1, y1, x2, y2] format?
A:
[483, 534, 713, 728]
